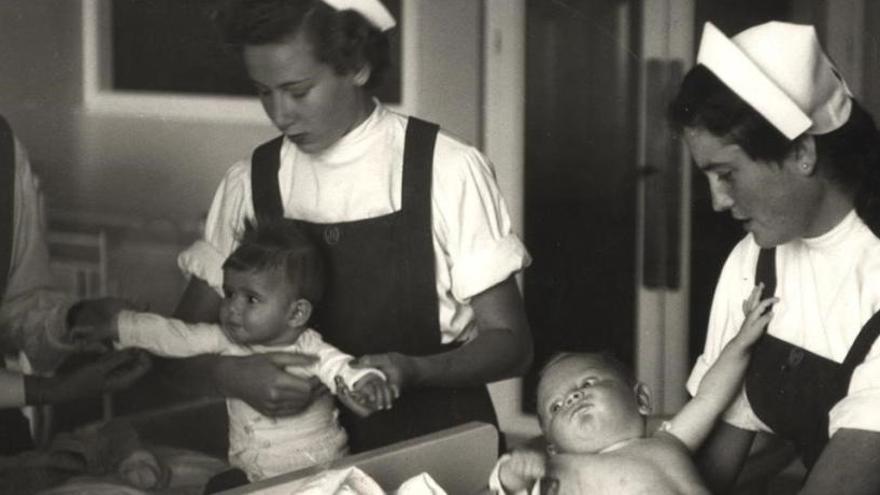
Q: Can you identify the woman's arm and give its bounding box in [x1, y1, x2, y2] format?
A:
[696, 421, 755, 493]
[800, 429, 880, 495]
[355, 276, 533, 389]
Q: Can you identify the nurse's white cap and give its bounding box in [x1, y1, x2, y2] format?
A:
[696, 21, 852, 139]
[322, 0, 396, 31]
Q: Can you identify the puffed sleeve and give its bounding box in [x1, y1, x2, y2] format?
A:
[828, 249, 880, 436]
[686, 237, 765, 431]
[431, 135, 531, 301]
[0, 137, 75, 373]
[178, 160, 255, 294]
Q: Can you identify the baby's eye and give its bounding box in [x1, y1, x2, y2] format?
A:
[581, 378, 597, 387]
[549, 401, 562, 414]
[247, 295, 259, 304]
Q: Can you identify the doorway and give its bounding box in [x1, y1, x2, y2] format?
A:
[522, 0, 639, 411]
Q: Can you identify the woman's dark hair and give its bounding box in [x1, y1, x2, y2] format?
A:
[223, 218, 325, 303]
[215, 0, 391, 89]
[670, 64, 880, 235]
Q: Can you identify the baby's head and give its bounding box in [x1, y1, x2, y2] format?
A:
[219, 218, 324, 346]
[536, 352, 651, 455]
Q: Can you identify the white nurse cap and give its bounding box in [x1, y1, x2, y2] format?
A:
[696, 21, 852, 139]
[322, 0, 396, 31]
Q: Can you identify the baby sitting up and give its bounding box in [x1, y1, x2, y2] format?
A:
[490, 284, 777, 494]
[73, 219, 396, 483]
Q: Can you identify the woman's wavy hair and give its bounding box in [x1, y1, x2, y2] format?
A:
[669, 65, 880, 236]
[214, 0, 391, 89]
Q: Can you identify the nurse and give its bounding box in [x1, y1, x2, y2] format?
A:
[672, 22, 880, 493]
[166, 0, 532, 454]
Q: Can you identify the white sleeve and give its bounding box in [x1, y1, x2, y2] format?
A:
[295, 329, 384, 392]
[686, 237, 764, 432]
[117, 310, 233, 357]
[177, 160, 254, 294]
[0, 137, 75, 373]
[431, 138, 531, 301]
[829, 330, 880, 436]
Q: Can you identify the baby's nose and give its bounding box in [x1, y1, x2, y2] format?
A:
[565, 390, 583, 406]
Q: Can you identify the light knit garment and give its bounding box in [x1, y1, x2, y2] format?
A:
[117, 311, 382, 481]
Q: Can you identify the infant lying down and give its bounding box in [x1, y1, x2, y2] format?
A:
[490, 285, 775, 494]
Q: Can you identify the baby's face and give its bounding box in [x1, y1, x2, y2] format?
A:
[219, 267, 304, 346]
[538, 355, 647, 454]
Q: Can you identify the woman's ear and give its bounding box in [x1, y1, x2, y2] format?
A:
[353, 65, 372, 87]
[287, 299, 312, 327]
[634, 382, 652, 416]
[789, 135, 818, 176]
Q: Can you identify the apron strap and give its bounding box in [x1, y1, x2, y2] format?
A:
[756, 247, 776, 298]
[840, 310, 880, 378]
[250, 135, 286, 224]
[0, 115, 15, 300]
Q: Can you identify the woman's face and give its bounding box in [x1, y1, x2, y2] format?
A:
[684, 127, 821, 247]
[244, 33, 368, 154]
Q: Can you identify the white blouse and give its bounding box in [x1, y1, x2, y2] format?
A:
[179, 102, 530, 343]
[0, 136, 74, 374]
[687, 210, 880, 437]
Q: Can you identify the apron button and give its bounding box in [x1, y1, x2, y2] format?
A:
[323, 226, 341, 245]
[787, 348, 804, 367]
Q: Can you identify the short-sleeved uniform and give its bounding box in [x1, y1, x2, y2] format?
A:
[688, 210, 880, 466]
[179, 102, 530, 451]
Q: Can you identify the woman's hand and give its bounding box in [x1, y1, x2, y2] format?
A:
[350, 352, 416, 393]
[335, 373, 399, 417]
[213, 352, 327, 417]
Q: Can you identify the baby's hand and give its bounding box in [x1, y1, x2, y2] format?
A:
[352, 373, 397, 410]
[499, 449, 547, 493]
[738, 283, 778, 346]
[335, 374, 397, 418]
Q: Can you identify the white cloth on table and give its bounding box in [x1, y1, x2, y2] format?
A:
[178, 101, 530, 345]
[117, 311, 383, 481]
[687, 210, 880, 437]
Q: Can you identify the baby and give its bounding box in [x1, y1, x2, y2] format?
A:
[74, 219, 396, 482]
[490, 284, 777, 494]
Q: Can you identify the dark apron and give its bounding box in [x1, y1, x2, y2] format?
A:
[745, 247, 880, 469]
[0, 115, 37, 454]
[251, 117, 498, 453]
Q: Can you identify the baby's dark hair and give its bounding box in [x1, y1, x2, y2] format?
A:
[223, 218, 324, 303]
[214, 0, 391, 89]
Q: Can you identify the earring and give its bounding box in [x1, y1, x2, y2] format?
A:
[801, 162, 809, 170]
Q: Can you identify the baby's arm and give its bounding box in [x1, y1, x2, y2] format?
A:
[76, 310, 232, 357]
[298, 330, 385, 394]
[661, 284, 777, 451]
[489, 450, 547, 495]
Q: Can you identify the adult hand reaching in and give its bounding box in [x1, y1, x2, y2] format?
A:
[213, 352, 326, 417]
